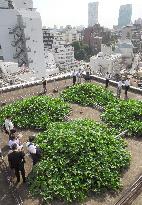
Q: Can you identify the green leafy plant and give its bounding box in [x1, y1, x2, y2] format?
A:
[29, 119, 130, 203]
[60, 83, 117, 108]
[0, 96, 70, 129]
[101, 99, 142, 136]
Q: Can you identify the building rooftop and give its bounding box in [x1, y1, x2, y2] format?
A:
[0, 75, 142, 106]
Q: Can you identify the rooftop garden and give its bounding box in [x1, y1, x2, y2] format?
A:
[1, 82, 141, 204]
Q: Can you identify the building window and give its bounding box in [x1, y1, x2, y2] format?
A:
[0, 56, 4, 60]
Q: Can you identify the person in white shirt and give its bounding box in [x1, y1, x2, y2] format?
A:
[26, 136, 41, 165]
[76, 68, 82, 84]
[117, 79, 123, 98]
[4, 116, 15, 137]
[124, 78, 130, 98]
[8, 134, 23, 150]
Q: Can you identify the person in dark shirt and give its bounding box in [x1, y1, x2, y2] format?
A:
[42, 77, 47, 94]
[8, 143, 26, 183]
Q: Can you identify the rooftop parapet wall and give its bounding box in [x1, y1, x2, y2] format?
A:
[0, 73, 142, 95]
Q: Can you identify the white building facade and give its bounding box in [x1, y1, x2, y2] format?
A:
[90, 45, 123, 77]
[43, 29, 75, 70]
[88, 2, 99, 27]
[64, 29, 82, 44]
[0, 0, 46, 78]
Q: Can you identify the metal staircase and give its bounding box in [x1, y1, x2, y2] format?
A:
[8, 0, 14, 9]
[9, 22, 31, 67]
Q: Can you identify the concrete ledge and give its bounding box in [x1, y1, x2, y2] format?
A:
[0, 73, 71, 94]
[0, 73, 142, 95]
[90, 75, 142, 95]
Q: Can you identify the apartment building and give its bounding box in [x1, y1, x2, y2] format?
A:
[0, 0, 46, 78]
[83, 24, 111, 55]
[43, 29, 75, 70]
[118, 4, 132, 28]
[88, 2, 99, 27]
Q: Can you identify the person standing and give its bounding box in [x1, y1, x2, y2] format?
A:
[0, 137, 2, 159]
[0, 149, 2, 158]
[72, 69, 77, 85]
[4, 116, 16, 138]
[8, 143, 26, 183]
[117, 79, 123, 98]
[76, 68, 82, 84]
[85, 65, 91, 82]
[124, 78, 130, 99]
[8, 134, 23, 150]
[26, 136, 41, 166]
[105, 72, 110, 88]
[42, 77, 47, 94]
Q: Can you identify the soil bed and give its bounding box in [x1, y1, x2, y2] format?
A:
[0, 79, 142, 205]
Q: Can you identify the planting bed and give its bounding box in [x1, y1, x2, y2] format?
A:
[0, 79, 142, 205]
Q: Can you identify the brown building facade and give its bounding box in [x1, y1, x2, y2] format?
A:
[83, 24, 111, 55]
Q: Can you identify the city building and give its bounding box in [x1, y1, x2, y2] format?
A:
[121, 25, 133, 41]
[115, 39, 134, 65]
[43, 26, 82, 45]
[64, 29, 82, 44]
[43, 29, 75, 70]
[134, 18, 142, 25]
[118, 4, 132, 28]
[90, 45, 122, 78]
[0, 0, 46, 78]
[83, 24, 111, 55]
[132, 23, 142, 53]
[88, 2, 99, 27]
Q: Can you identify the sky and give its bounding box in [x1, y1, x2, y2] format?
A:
[33, 0, 142, 28]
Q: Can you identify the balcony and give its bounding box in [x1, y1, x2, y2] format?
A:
[25, 36, 30, 40]
[28, 58, 33, 64]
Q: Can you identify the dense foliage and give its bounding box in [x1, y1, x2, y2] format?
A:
[0, 96, 70, 129]
[102, 99, 142, 137]
[61, 83, 117, 108]
[29, 119, 130, 203]
[72, 41, 93, 61]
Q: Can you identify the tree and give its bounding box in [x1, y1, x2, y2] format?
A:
[72, 41, 93, 61]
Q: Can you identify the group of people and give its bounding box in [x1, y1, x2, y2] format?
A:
[105, 72, 131, 98]
[71, 68, 130, 99]
[72, 65, 92, 85]
[1, 116, 41, 183]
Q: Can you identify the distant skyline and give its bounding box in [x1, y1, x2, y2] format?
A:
[33, 0, 142, 28]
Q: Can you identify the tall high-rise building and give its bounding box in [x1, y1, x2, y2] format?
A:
[88, 2, 99, 27]
[118, 4, 132, 28]
[0, 0, 46, 78]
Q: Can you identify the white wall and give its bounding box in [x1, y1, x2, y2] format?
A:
[90, 54, 122, 75]
[12, 0, 33, 9]
[18, 9, 46, 78]
[0, 9, 18, 62]
[44, 50, 56, 69]
[0, 3, 46, 79]
[0, 0, 8, 8]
